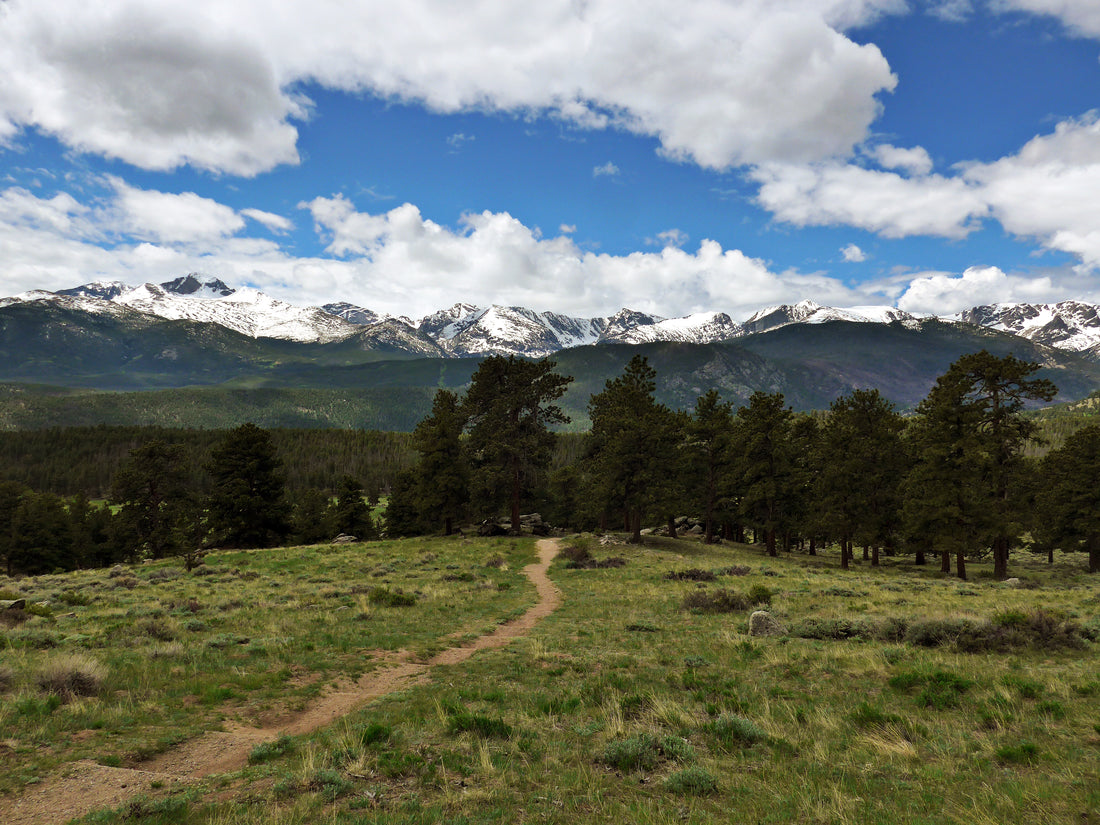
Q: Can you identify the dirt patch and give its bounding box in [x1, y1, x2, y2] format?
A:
[0, 539, 562, 824]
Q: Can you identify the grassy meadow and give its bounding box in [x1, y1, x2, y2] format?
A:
[1, 535, 1099, 824]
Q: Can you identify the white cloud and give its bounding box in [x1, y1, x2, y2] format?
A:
[897, 265, 1058, 314]
[559, 223, 576, 234]
[0, 0, 904, 175]
[110, 179, 245, 244]
[927, 0, 973, 21]
[841, 243, 867, 262]
[868, 143, 933, 175]
[242, 208, 294, 233]
[446, 132, 475, 149]
[752, 161, 988, 238]
[992, 0, 1100, 37]
[593, 162, 620, 178]
[648, 229, 689, 248]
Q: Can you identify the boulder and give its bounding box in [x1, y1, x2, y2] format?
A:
[332, 534, 358, 544]
[1001, 577, 1022, 588]
[1, 599, 26, 610]
[748, 610, 784, 637]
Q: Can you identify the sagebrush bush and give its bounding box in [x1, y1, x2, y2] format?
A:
[665, 569, 716, 582]
[248, 734, 294, 764]
[663, 766, 718, 795]
[706, 714, 767, 748]
[681, 588, 749, 613]
[599, 733, 693, 771]
[368, 587, 416, 607]
[34, 653, 106, 699]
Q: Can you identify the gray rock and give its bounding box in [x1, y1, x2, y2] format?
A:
[332, 534, 358, 544]
[1, 598, 26, 610]
[748, 610, 784, 637]
[1002, 577, 1022, 588]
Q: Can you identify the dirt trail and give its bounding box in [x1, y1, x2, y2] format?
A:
[0, 539, 562, 825]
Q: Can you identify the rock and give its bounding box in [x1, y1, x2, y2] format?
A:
[1, 599, 26, 610]
[332, 534, 358, 544]
[1002, 577, 1022, 588]
[748, 610, 784, 637]
[478, 521, 508, 537]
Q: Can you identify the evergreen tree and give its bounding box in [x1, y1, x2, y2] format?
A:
[0, 481, 27, 576]
[732, 392, 793, 557]
[9, 491, 73, 575]
[109, 440, 189, 560]
[412, 389, 468, 535]
[463, 356, 571, 532]
[686, 390, 735, 543]
[292, 488, 334, 545]
[205, 423, 291, 548]
[585, 355, 682, 543]
[816, 390, 906, 569]
[331, 475, 375, 538]
[384, 468, 427, 537]
[1037, 424, 1100, 573]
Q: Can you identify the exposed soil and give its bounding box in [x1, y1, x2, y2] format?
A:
[0, 539, 562, 825]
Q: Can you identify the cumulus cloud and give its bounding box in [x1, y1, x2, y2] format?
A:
[868, 143, 933, 175]
[242, 208, 294, 233]
[752, 161, 988, 238]
[593, 162, 620, 178]
[0, 0, 904, 175]
[841, 243, 867, 262]
[897, 265, 1058, 314]
[110, 179, 246, 244]
[648, 229, 689, 248]
[993, 0, 1100, 37]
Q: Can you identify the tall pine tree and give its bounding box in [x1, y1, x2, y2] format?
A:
[205, 423, 291, 548]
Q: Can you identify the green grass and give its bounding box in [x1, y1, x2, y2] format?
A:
[2, 534, 1098, 824]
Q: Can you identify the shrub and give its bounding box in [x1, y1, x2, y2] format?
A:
[663, 767, 718, 795]
[368, 587, 416, 607]
[599, 733, 693, 771]
[248, 734, 294, 764]
[746, 584, 773, 606]
[790, 618, 876, 640]
[360, 723, 392, 747]
[1001, 674, 1043, 700]
[996, 741, 1039, 765]
[0, 664, 14, 693]
[560, 540, 594, 563]
[706, 714, 767, 748]
[35, 653, 107, 700]
[139, 619, 176, 642]
[0, 607, 28, 628]
[445, 707, 512, 739]
[681, 588, 749, 613]
[889, 668, 972, 709]
[58, 590, 93, 606]
[904, 618, 974, 647]
[848, 702, 903, 729]
[715, 565, 751, 576]
[308, 768, 352, 802]
[665, 569, 716, 582]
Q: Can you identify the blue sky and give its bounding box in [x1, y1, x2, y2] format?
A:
[2, 0, 1100, 321]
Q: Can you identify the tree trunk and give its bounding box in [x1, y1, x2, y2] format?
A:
[766, 527, 777, 557]
[510, 459, 521, 534]
[862, 544, 870, 561]
[840, 538, 849, 570]
[871, 545, 879, 566]
[630, 510, 643, 544]
[444, 516, 453, 536]
[1089, 534, 1100, 573]
[915, 546, 926, 566]
[993, 536, 1009, 580]
[956, 546, 967, 580]
[940, 547, 950, 574]
[667, 516, 677, 539]
[1048, 547, 1054, 564]
[808, 537, 816, 556]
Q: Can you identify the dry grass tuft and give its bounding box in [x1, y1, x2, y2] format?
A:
[34, 653, 107, 700]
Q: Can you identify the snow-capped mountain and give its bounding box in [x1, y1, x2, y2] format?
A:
[954, 302, 1100, 356]
[10, 275, 1100, 363]
[742, 299, 919, 335]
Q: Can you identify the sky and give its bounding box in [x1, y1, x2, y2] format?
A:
[2, 0, 1100, 322]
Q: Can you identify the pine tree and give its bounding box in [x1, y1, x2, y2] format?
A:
[686, 390, 735, 544]
[331, 475, 374, 538]
[732, 392, 793, 557]
[110, 440, 189, 560]
[1037, 424, 1100, 573]
[816, 390, 906, 569]
[205, 423, 291, 548]
[412, 389, 468, 535]
[585, 355, 682, 543]
[464, 356, 571, 532]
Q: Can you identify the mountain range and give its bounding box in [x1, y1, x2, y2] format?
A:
[10, 273, 1100, 362]
[3, 274, 1100, 429]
